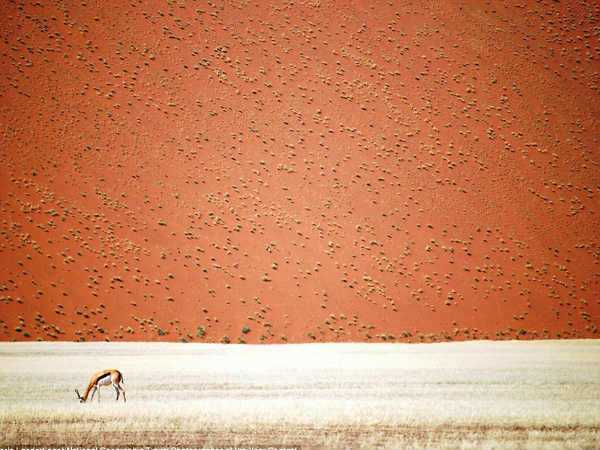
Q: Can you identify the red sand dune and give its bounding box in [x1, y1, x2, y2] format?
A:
[0, 0, 598, 343]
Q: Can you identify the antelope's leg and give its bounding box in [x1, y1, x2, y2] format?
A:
[118, 384, 126, 403]
[114, 384, 120, 401]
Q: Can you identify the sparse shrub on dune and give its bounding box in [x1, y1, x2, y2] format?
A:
[0, 0, 597, 345]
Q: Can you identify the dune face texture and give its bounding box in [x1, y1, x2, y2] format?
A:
[0, 0, 598, 344]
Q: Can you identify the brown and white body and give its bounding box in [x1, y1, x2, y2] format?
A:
[75, 369, 126, 403]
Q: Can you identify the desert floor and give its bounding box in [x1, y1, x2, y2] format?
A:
[1, 0, 599, 344]
[1, 340, 599, 449]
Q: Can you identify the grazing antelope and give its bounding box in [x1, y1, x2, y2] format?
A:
[75, 369, 126, 403]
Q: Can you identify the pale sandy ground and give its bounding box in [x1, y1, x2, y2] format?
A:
[1, 340, 599, 449]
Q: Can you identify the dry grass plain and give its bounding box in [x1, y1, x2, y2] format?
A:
[1, 340, 599, 449]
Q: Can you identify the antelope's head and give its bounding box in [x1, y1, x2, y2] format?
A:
[75, 389, 85, 403]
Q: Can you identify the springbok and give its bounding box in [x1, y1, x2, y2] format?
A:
[75, 369, 126, 403]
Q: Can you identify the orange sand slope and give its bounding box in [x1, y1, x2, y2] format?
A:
[0, 0, 598, 343]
